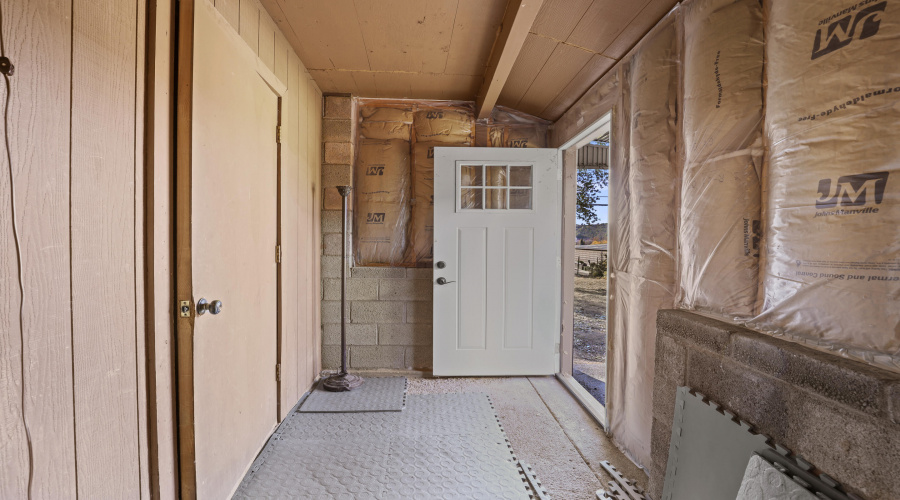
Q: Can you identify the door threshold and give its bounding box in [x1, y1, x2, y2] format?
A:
[556, 373, 607, 431]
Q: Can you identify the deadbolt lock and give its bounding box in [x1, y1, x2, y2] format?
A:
[197, 298, 223, 316]
[435, 261, 446, 269]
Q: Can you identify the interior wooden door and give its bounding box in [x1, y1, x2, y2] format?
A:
[432, 147, 561, 376]
[189, 2, 278, 498]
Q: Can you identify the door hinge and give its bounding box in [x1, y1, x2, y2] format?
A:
[276, 244, 282, 263]
[276, 125, 282, 144]
[276, 363, 281, 382]
[179, 300, 192, 318]
[555, 342, 560, 354]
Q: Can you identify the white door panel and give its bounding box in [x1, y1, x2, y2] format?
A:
[433, 147, 561, 376]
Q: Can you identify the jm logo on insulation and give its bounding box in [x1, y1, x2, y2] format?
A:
[815, 171, 889, 208]
[811, 1, 887, 59]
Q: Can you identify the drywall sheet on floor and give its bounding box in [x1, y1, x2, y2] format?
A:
[607, 6, 680, 469]
[677, 0, 764, 318]
[234, 393, 535, 499]
[760, 0, 900, 362]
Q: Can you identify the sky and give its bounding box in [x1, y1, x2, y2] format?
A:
[576, 186, 609, 225]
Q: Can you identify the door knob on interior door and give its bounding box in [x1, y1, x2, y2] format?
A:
[196, 298, 223, 315]
[436, 277, 455, 285]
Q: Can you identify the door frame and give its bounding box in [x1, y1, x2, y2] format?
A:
[555, 112, 612, 430]
[173, 1, 287, 496]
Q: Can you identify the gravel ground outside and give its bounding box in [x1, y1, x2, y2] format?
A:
[573, 275, 607, 386]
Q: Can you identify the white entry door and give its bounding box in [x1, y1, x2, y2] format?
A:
[433, 147, 561, 376]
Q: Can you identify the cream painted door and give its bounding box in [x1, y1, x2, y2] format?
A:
[191, 2, 278, 498]
[433, 147, 561, 376]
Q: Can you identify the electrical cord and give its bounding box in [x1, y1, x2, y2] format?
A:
[0, 1, 32, 498]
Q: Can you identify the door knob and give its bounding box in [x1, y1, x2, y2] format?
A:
[436, 277, 455, 285]
[197, 298, 223, 315]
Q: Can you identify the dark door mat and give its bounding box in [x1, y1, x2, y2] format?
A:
[298, 376, 408, 413]
[573, 369, 606, 405]
[235, 393, 547, 499]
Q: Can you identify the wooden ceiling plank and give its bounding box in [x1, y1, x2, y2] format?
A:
[325, 70, 361, 95]
[475, 0, 545, 119]
[517, 43, 593, 117]
[604, 0, 677, 59]
[354, 0, 427, 72]
[307, 69, 340, 93]
[351, 71, 379, 97]
[443, 0, 508, 76]
[566, 0, 651, 54]
[531, 0, 592, 40]
[373, 71, 413, 98]
[274, 0, 371, 71]
[495, 33, 556, 111]
[540, 53, 615, 120]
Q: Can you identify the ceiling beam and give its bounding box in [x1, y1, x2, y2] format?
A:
[475, 0, 545, 119]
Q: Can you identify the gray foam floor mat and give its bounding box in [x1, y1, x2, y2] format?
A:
[234, 393, 538, 499]
[298, 376, 408, 413]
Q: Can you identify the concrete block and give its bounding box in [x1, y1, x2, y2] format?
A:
[322, 118, 351, 142]
[321, 300, 351, 325]
[321, 255, 348, 279]
[406, 301, 432, 324]
[378, 323, 432, 346]
[351, 301, 405, 324]
[405, 346, 433, 370]
[322, 345, 341, 369]
[730, 331, 898, 417]
[890, 383, 900, 425]
[406, 268, 432, 279]
[686, 350, 791, 435]
[323, 233, 343, 256]
[656, 334, 686, 383]
[323, 187, 343, 210]
[650, 416, 672, 490]
[351, 267, 407, 279]
[324, 142, 352, 165]
[324, 95, 351, 118]
[321, 163, 352, 187]
[323, 323, 377, 346]
[350, 345, 406, 369]
[652, 374, 680, 425]
[323, 277, 378, 301]
[322, 210, 344, 234]
[784, 393, 900, 500]
[657, 309, 738, 354]
[378, 278, 433, 301]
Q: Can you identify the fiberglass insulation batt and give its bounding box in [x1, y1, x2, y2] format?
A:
[608, 9, 680, 468]
[354, 139, 410, 266]
[678, 0, 765, 318]
[762, 0, 900, 355]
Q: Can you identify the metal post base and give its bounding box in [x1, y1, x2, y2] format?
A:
[322, 373, 364, 392]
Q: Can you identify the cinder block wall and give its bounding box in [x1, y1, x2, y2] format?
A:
[650, 310, 900, 500]
[320, 95, 433, 371]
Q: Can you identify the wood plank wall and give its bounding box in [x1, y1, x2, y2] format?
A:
[0, 0, 322, 497]
[209, 0, 323, 423]
[0, 0, 148, 497]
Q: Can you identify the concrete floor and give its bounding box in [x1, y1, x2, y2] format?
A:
[406, 376, 647, 500]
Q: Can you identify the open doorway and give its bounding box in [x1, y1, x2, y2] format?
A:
[556, 112, 611, 427]
[572, 132, 610, 406]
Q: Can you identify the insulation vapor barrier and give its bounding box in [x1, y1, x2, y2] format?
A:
[759, 0, 900, 361]
[353, 99, 549, 267]
[608, 7, 680, 469]
[678, 0, 764, 318]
